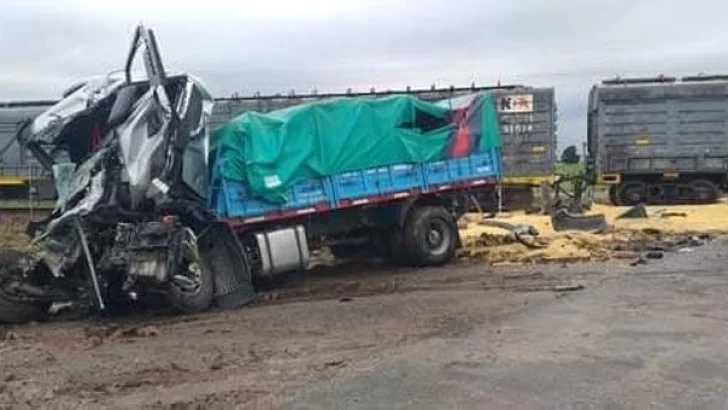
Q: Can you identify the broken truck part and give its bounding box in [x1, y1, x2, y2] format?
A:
[0, 25, 504, 324]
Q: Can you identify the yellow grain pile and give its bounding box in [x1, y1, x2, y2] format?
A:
[459, 203, 728, 265]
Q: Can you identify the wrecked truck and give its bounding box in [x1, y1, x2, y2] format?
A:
[0, 25, 503, 324]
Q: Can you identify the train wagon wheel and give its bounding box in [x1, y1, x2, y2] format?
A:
[616, 181, 646, 206]
[690, 179, 719, 203]
[646, 184, 666, 205]
[608, 185, 619, 206]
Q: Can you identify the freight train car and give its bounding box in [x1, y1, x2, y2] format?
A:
[0, 101, 55, 199]
[212, 85, 558, 209]
[588, 76, 728, 205]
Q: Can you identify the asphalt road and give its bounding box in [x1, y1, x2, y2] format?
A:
[2, 239, 728, 408]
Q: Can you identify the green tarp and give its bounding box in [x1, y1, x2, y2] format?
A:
[212, 92, 500, 203]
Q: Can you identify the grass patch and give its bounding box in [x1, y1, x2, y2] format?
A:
[0, 223, 30, 250]
[0, 199, 56, 210]
[554, 162, 586, 177]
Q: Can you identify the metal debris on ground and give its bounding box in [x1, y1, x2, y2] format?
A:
[646, 251, 664, 260]
[478, 220, 544, 249]
[3, 331, 18, 342]
[630, 257, 648, 267]
[658, 211, 688, 218]
[617, 204, 648, 219]
[504, 271, 545, 280]
[550, 209, 609, 233]
[552, 283, 585, 292]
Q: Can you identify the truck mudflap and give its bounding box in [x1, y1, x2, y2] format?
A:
[199, 223, 256, 309]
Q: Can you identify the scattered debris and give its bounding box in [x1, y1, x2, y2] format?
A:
[630, 257, 647, 266]
[550, 209, 609, 233]
[209, 351, 225, 371]
[111, 326, 161, 339]
[323, 359, 347, 368]
[617, 204, 648, 219]
[646, 251, 664, 260]
[504, 272, 545, 280]
[613, 251, 641, 259]
[659, 211, 688, 218]
[552, 283, 585, 292]
[641, 228, 662, 236]
[4, 331, 18, 342]
[478, 220, 544, 249]
[48, 302, 74, 317]
[479, 220, 540, 237]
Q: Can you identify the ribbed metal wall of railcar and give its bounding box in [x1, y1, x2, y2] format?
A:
[588, 77, 728, 204]
[0, 102, 54, 198]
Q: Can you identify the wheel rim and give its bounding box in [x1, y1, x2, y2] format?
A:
[424, 219, 450, 256]
[170, 229, 204, 295]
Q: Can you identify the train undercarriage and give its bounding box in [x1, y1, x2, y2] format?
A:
[607, 174, 723, 206]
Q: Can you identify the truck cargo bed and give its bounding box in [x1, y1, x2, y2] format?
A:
[209, 147, 501, 223]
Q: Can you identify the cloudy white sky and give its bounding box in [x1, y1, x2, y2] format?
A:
[2, 0, 728, 149]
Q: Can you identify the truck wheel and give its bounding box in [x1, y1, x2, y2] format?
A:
[402, 206, 458, 266]
[690, 179, 719, 203]
[617, 181, 646, 206]
[166, 257, 214, 313]
[0, 249, 49, 324]
[165, 231, 214, 313]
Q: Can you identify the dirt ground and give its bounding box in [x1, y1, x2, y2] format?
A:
[2, 204, 728, 408]
[1, 240, 728, 407]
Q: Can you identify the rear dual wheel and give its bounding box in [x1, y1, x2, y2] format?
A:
[399, 206, 458, 267]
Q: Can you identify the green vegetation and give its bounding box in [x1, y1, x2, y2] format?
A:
[0, 223, 29, 250]
[555, 162, 586, 177]
[0, 199, 56, 210]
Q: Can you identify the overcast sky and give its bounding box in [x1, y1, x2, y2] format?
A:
[2, 0, 728, 149]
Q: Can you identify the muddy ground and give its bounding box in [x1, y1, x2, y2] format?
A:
[2, 235, 728, 408]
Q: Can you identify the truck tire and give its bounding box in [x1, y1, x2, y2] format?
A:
[402, 206, 458, 267]
[164, 230, 214, 314]
[690, 179, 719, 203]
[166, 259, 214, 313]
[0, 249, 49, 324]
